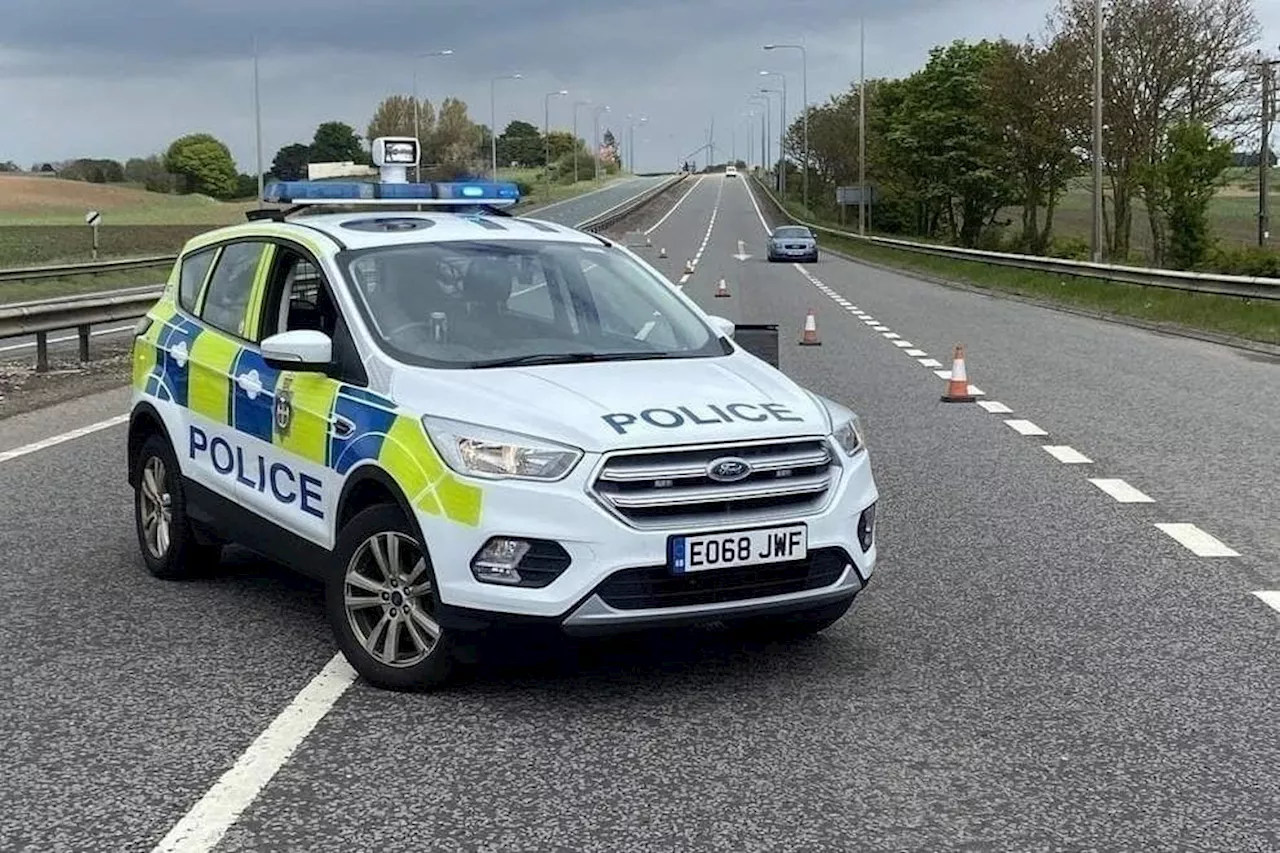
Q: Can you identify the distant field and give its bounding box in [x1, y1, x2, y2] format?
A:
[1021, 169, 1280, 260]
[0, 171, 621, 267]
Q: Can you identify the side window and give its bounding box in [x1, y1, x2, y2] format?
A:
[261, 248, 336, 339]
[200, 242, 265, 337]
[178, 248, 216, 312]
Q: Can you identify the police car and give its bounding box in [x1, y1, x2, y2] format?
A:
[127, 137, 878, 691]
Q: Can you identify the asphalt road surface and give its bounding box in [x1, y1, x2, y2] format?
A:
[2, 174, 1278, 853]
[0, 175, 676, 366]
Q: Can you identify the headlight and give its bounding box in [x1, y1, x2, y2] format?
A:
[832, 415, 866, 456]
[421, 416, 583, 481]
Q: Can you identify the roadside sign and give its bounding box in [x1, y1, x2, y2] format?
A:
[86, 210, 101, 259]
[836, 186, 875, 206]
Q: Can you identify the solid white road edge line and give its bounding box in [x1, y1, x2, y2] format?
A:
[1088, 478, 1155, 503]
[149, 653, 358, 853]
[1155, 523, 1240, 558]
[1251, 591, 1280, 612]
[644, 175, 706, 235]
[0, 414, 129, 464]
[1042, 445, 1093, 464]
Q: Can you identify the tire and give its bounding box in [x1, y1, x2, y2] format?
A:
[326, 504, 455, 691]
[727, 597, 853, 641]
[133, 433, 223, 580]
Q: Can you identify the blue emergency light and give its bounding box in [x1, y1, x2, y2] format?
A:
[261, 180, 521, 207]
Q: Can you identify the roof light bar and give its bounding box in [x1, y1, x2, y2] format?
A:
[261, 180, 521, 207]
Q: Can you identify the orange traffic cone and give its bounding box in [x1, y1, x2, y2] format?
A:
[941, 344, 977, 403]
[715, 278, 731, 298]
[684, 258, 695, 274]
[659, 246, 667, 258]
[799, 309, 822, 346]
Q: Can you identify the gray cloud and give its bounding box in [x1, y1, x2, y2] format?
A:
[2, 0, 1275, 172]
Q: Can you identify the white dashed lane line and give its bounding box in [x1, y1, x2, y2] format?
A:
[1088, 478, 1156, 504]
[1005, 419, 1049, 437]
[1154, 524, 1241, 557]
[1251, 591, 1280, 613]
[674, 177, 724, 287]
[743, 174, 1245, 565]
[1042, 445, 1093, 464]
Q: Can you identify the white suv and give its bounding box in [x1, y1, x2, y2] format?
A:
[125, 141, 878, 690]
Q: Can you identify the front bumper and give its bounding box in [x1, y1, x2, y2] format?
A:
[416, 447, 878, 632]
[769, 245, 818, 260]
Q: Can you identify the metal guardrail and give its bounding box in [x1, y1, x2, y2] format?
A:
[0, 173, 690, 371]
[0, 254, 178, 283]
[752, 175, 1280, 302]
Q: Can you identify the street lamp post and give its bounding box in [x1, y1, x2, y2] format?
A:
[490, 73, 522, 181]
[572, 100, 592, 184]
[764, 42, 807, 209]
[592, 105, 610, 181]
[627, 115, 647, 173]
[750, 94, 771, 173]
[760, 71, 787, 199]
[412, 49, 453, 182]
[544, 89, 568, 193]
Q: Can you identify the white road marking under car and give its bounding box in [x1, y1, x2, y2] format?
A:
[1089, 478, 1155, 503]
[0, 414, 128, 464]
[1155, 524, 1241, 557]
[1042, 445, 1093, 464]
[150, 654, 357, 853]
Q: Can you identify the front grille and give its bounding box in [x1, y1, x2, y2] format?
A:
[785, 244, 809, 250]
[592, 438, 836, 529]
[593, 548, 850, 610]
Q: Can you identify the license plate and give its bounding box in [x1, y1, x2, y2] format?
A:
[668, 524, 808, 573]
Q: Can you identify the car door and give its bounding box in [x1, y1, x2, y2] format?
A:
[177, 240, 272, 508]
[237, 245, 354, 549]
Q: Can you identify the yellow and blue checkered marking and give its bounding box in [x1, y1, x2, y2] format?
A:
[137, 310, 485, 529]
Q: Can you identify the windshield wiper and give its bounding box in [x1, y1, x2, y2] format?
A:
[470, 351, 675, 369]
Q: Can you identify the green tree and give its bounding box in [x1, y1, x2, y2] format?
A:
[497, 120, 544, 167]
[545, 130, 581, 165]
[0, 160, 18, 172]
[983, 36, 1086, 253]
[433, 97, 483, 178]
[270, 143, 311, 181]
[310, 121, 366, 164]
[1146, 122, 1233, 269]
[163, 134, 238, 198]
[367, 95, 435, 164]
[884, 40, 1013, 247]
[124, 155, 176, 192]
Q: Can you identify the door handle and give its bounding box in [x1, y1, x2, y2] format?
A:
[332, 416, 355, 439]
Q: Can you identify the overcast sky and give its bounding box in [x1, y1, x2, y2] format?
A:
[2, 0, 1279, 175]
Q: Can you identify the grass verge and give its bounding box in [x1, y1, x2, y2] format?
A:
[757, 182, 1280, 348]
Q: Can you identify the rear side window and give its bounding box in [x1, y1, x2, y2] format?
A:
[178, 248, 217, 312]
[200, 242, 265, 338]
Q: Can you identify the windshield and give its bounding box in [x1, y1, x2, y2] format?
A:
[339, 239, 728, 369]
[774, 227, 811, 239]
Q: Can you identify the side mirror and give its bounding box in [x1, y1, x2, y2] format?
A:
[261, 330, 333, 371]
[707, 315, 736, 339]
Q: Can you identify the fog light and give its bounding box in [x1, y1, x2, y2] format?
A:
[471, 538, 531, 585]
[857, 503, 876, 552]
